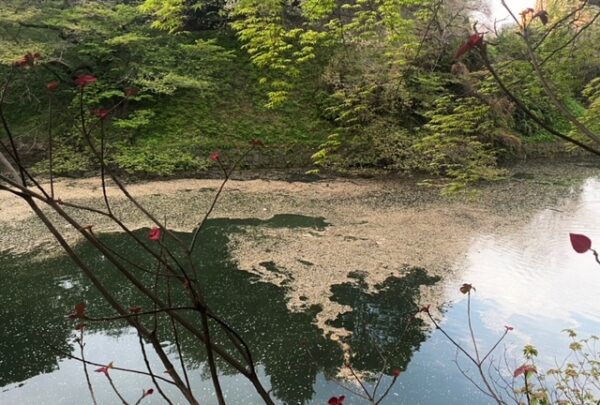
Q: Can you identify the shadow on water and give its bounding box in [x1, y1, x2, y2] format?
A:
[0, 214, 437, 404]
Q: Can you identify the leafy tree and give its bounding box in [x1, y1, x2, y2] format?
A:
[0, 0, 232, 174]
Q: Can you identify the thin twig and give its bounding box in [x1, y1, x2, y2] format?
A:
[136, 329, 174, 405]
[84, 307, 197, 322]
[77, 329, 98, 405]
[105, 373, 129, 405]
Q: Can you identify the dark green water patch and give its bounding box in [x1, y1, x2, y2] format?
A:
[328, 269, 440, 375]
[0, 214, 441, 404]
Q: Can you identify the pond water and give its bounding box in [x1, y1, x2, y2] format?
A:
[1, 178, 599, 404]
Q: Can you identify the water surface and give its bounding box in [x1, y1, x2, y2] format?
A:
[1, 178, 600, 404]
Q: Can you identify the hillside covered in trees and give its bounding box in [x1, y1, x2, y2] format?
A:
[1, 0, 599, 192]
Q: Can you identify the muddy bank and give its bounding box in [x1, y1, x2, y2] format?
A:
[0, 161, 598, 344]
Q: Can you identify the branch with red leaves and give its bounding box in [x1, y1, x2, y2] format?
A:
[451, 2, 600, 158]
[0, 55, 274, 405]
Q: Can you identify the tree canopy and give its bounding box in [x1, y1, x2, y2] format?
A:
[0, 0, 599, 191]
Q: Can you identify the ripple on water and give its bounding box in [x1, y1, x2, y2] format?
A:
[452, 176, 600, 365]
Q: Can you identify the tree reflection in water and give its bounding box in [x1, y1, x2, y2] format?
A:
[0, 215, 438, 404]
[329, 270, 439, 376]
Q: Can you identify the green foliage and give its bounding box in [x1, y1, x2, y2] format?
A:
[2, 0, 599, 185]
[416, 96, 506, 193]
[230, 0, 421, 108]
[228, 0, 519, 191]
[110, 143, 209, 176]
[140, 0, 187, 32]
[230, 0, 305, 107]
[113, 109, 155, 131]
[519, 332, 600, 405]
[574, 77, 600, 138]
[32, 144, 94, 176]
[140, 0, 227, 32]
[1, 0, 331, 176]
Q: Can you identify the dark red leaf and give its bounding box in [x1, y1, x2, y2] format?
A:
[468, 33, 484, 47]
[454, 43, 473, 61]
[149, 227, 161, 241]
[74, 75, 97, 87]
[47, 81, 59, 91]
[505, 325, 514, 332]
[393, 368, 401, 377]
[328, 396, 345, 405]
[69, 302, 86, 319]
[454, 33, 484, 60]
[250, 139, 264, 147]
[570, 233, 592, 253]
[210, 151, 220, 161]
[534, 10, 549, 25]
[93, 108, 110, 120]
[13, 52, 39, 68]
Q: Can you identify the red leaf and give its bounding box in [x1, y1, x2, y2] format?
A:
[74, 75, 97, 87]
[453, 42, 473, 61]
[468, 34, 483, 47]
[93, 108, 110, 120]
[504, 325, 514, 332]
[13, 52, 40, 68]
[69, 302, 86, 319]
[210, 151, 220, 161]
[124, 87, 139, 98]
[393, 368, 401, 377]
[569, 233, 592, 253]
[250, 139, 264, 147]
[47, 81, 59, 91]
[328, 396, 346, 405]
[149, 227, 161, 241]
[454, 33, 484, 60]
[142, 388, 154, 397]
[513, 364, 536, 378]
[95, 362, 114, 376]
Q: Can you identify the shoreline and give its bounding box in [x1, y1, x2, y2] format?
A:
[1, 160, 597, 271]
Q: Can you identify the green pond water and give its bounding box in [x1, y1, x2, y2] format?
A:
[1, 178, 600, 404]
